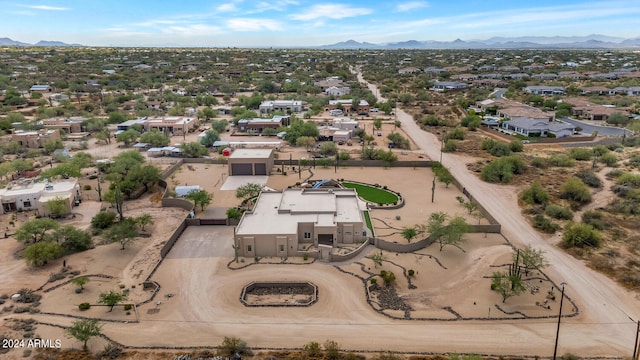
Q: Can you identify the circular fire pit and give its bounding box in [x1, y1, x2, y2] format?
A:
[240, 281, 318, 307]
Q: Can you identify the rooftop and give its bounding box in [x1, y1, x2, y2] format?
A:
[236, 188, 364, 235]
[229, 148, 274, 159]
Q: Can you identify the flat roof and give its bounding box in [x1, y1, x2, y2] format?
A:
[229, 148, 273, 159]
[235, 188, 364, 235]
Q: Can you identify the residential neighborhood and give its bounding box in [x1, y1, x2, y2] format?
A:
[0, 41, 639, 360]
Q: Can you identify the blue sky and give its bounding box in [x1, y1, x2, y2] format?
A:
[1, 0, 640, 47]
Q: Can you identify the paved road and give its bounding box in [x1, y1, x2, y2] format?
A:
[490, 88, 507, 99]
[355, 67, 640, 357]
[559, 117, 632, 137]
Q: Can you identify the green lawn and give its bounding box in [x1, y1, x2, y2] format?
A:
[342, 181, 399, 205]
[363, 210, 374, 237]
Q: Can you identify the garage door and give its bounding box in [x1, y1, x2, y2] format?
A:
[254, 163, 267, 175]
[231, 163, 253, 176]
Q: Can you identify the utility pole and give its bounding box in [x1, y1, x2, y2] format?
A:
[633, 320, 640, 360]
[553, 282, 567, 360]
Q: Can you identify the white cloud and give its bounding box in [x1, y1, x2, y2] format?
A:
[163, 24, 223, 36]
[291, 4, 373, 21]
[25, 5, 69, 11]
[226, 18, 282, 31]
[217, 3, 238, 13]
[254, 0, 299, 12]
[395, 1, 429, 13]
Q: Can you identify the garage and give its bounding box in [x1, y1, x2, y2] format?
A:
[231, 163, 253, 176]
[254, 163, 267, 175]
[228, 149, 275, 177]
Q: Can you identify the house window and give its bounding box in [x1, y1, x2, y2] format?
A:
[303, 232, 311, 239]
[279, 245, 284, 252]
[247, 245, 252, 252]
[23, 201, 31, 208]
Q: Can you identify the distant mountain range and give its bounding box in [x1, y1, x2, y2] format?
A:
[0, 37, 83, 47]
[2, 34, 640, 49]
[320, 35, 640, 49]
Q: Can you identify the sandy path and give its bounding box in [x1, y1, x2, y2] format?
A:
[355, 68, 640, 355]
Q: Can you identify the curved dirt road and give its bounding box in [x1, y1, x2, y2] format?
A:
[356, 68, 640, 356]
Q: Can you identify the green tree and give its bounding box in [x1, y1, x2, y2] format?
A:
[606, 112, 630, 126]
[71, 276, 89, 290]
[43, 138, 64, 155]
[91, 211, 116, 230]
[129, 164, 162, 192]
[373, 118, 382, 130]
[139, 129, 170, 147]
[65, 319, 102, 351]
[387, 133, 410, 149]
[235, 183, 263, 203]
[226, 207, 243, 220]
[319, 141, 338, 156]
[296, 136, 316, 151]
[491, 271, 526, 303]
[401, 226, 418, 243]
[186, 189, 213, 211]
[41, 162, 81, 179]
[439, 216, 471, 252]
[211, 119, 228, 133]
[218, 336, 252, 357]
[45, 197, 68, 218]
[199, 129, 220, 147]
[378, 149, 398, 167]
[180, 142, 209, 157]
[23, 241, 64, 266]
[97, 290, 126, 312]
[96, 128, 111, 144]
[115, 129, 139, 147]
[16, 218, 60, 243]
[514, 245, 548, 272]
[427, 212, 448, 242]
[104, 219, 138, 250]
[52, 225, 92, 253]
[134, 213, 153, 231]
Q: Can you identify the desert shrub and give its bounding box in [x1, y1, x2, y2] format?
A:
[575, 169, 602, 188]
[324, 340, 341, 360]
[303, 341, 322, 358]
[610, 197, 640, 215]
[629, 153, 640, 168]
[548, 153, 575, 167]
[559, 177, 592, 205]
[617, 173, 640, 187]
[420, 115, 443, 126]
[488, 142, 512, 157]
[445, 127, 465, 141]
[380, 270, 396, 286]
[600, 152, 618, 167]
[481, 156, 526, 183]
[533, 214, 559, 233]
[531, 157, 548, 169]
[443, 139, 457, 152]
[481, 138, 496, 151]
[91, 211, 116, 230]
[562, 222, 602, 248]
[218, 336, 252, 357]
[545, 204, 573, 220]
[123, 304, 132, 311]
[78, 302, 91, 311]
[521, 181, 549, 205]
[83, 185, 91, 191]
[569, 148, 593, 161]
[582, 210, 607, 230]
[509, 140, 524, 152]
[606, 169, 624, 179]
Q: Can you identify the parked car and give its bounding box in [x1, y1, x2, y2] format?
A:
[337, 140, 344, 145]
[377, 131, 382, 136]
